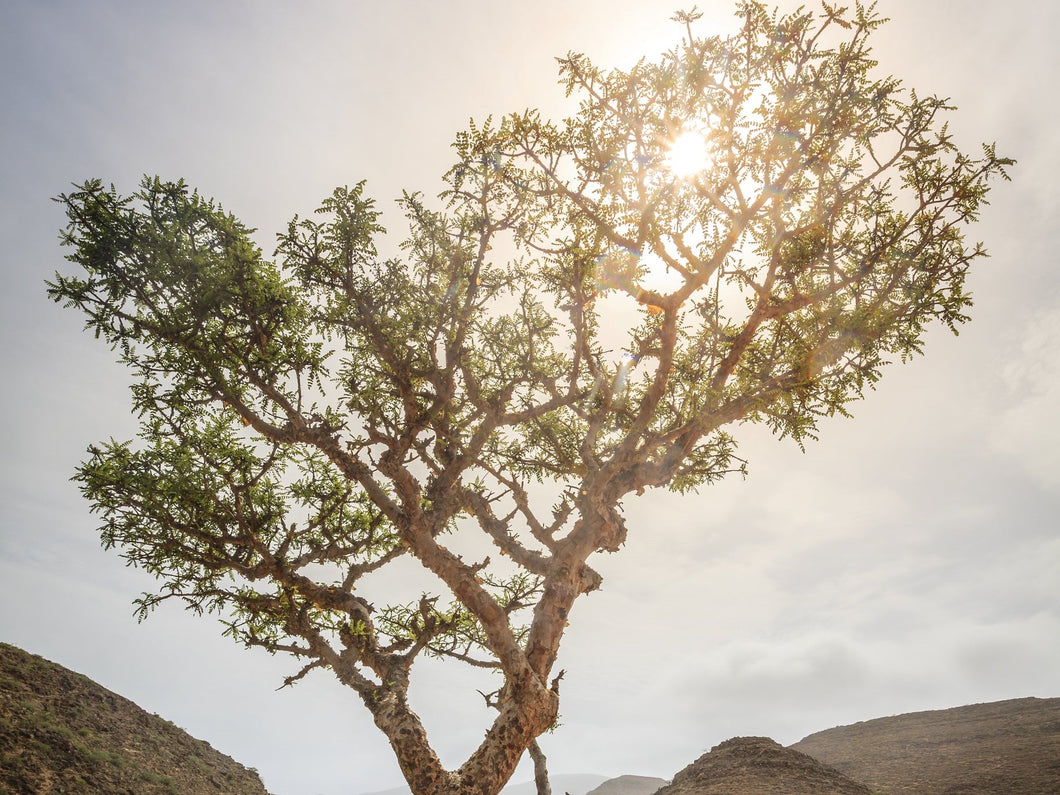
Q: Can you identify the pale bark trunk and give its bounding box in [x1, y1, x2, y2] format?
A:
[528, 739, 552, 795]
[367, 673, 558, 795]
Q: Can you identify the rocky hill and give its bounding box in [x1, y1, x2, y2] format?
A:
[652, 736, 871, 795]
[586, 774, 668, 795]
[0, 642, 270, 794]
[791, 697, 1060, 794]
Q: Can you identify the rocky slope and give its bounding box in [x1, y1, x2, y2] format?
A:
[652, 736, 871, 795]
[0, 642, 270, 794]
[791, 697, 1060, 795]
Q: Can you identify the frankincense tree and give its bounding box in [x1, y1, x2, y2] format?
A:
[49, 3, 1011, 794]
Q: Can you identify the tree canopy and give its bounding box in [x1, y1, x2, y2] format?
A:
[48, 3, 1011, 794]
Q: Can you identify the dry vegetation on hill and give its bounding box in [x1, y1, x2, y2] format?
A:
[792, 697, 1060, 794]
[0, 642, 270, 794]
[653, 736, 872, 795]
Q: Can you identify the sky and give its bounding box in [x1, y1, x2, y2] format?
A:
[1, 2, 1057, 794]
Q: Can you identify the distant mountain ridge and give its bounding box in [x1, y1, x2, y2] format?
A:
[0, 642, 270, 794]
[586, 774, 669, 795]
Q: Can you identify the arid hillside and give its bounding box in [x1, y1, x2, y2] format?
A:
[0, 642, 270, 794]
[652, 736, 872, 795]
[792, 697, 1060, 794]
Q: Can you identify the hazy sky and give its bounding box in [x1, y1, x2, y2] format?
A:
[1, 2, 1057, 794]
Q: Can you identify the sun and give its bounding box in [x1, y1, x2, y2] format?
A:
[666, 130, 711, 177]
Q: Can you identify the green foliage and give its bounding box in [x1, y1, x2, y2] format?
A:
[47, 3, 1011, 791]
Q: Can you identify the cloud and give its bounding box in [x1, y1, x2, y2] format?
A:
[991, 308, 1060, 490]
[953, 611, 1060, 694]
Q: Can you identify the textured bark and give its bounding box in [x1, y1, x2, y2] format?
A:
[452, 677, 558, 795]
[363, 667, 558, 795]
[371, 692, 450, 795]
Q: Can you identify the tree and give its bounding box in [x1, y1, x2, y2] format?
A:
[48, 3, 1011, 794]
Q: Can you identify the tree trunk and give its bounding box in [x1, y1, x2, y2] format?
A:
[451, 677, 558, 795]
[368, 673, 558, 795]
[528, 739, 552, 795]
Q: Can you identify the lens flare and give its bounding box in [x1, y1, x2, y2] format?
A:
[666, 131, 710, 177]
